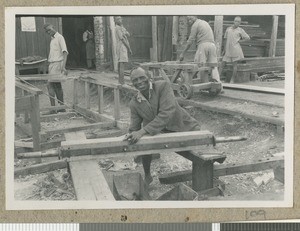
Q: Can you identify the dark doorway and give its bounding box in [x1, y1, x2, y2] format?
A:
[62, 16, 94, 68]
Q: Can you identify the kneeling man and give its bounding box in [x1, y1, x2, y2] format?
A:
[124, 67, 200, 184]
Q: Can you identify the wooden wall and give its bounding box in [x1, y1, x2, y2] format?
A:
[122, 16, 152, 62]
[15, 16, 62, 60]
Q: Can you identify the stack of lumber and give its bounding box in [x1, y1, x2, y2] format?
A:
[239, 40, 267, 57]
[209, 21, 267, 38]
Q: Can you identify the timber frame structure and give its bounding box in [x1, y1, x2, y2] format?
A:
[15, 76, 285, 201]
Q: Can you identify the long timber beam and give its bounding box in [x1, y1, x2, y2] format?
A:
[60, 131, 246, 159]
[61, 130, 215, 158]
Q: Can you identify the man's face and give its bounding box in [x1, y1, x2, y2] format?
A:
[44, 25, 56, 37]
[132, 75, 150, 92]
[233, 17, 241, 27]
[187, 16, 196, 25]
[115, 17, 122, 25]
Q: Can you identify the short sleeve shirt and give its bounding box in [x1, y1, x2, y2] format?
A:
[48, 32, 68, 63]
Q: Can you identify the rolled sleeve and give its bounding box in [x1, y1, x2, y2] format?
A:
[143, 81, 176, 135]
[240, 28, 250, 40]
[58, 35, 68, 54]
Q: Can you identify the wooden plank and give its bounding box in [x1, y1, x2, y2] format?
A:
[98, 85, 104, 114]
[269, 15, 279, 57]
[40, 105, 68, 112]
[79, 76, 120, 89]
[85, 82, 90, 109]
[16, 74, 62, 81]
[14, 160, 68, 178]
[73, 105, 110, 123]
[222, 83, 284, 95]
[15, 141, 33, 148]
[43, 121, 115, 138]
[61, 130, 215, 158]
[15, 81, 43, 95]
[109, 16, 118, 72]
[214, 15, 223, 57]
[69, 160, 115, 200]
[151, 16, 158, 62]
[40, 112, 77, 122]
[113, 88, 120, 120]
[158, 156, 284, 184]
[178, 98, 284, 126]
[65, 131, 87, 141]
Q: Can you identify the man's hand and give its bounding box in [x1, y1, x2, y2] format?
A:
[129, 49, 133, 56]
[123, 129, 146, 144]
[179, 53, 184, 61]
[61, 67, 68, 76]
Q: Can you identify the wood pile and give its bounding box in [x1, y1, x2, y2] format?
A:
[209, 21, 267, 38]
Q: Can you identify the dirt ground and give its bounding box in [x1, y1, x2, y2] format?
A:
[14, 70, 285, 201]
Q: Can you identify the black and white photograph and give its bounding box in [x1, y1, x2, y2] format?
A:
[5, 5, 294, 209]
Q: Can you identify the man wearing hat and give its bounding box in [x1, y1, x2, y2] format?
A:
[124, 67, 200, 185]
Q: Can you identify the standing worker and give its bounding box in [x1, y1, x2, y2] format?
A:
[219, 16, 250, 83]
[115, 16, 133, 85]
[83, 25, 96, 69]
[124, 67, 200, 185]
[179, 16, 221, 84]
[44, 23, 68, 113]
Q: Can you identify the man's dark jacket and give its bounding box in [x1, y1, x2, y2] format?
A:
[129, 80, 200, 135]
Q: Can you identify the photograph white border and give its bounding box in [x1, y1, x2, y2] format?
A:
[5, 4, 295, 210]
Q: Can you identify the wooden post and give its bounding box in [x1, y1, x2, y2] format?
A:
[73, 79, 78, 107]
[151, 16, 158, 62]
[98, 85, 104, 114]
[192, 159, 214, 191]
[214, 15, 224, 57]
[109, 16, 118, 72]
[85, 82, 90, 109]
[22, 90, 29, 123]
[113, 88, 120, 120]
[172, 16, 179, 45]
[35, 95, 41, 132]
[94, 16, 105, 70]
[269, 15, 279, 57]
[58, 17, 63, 34]
[30, 96, 41, 152]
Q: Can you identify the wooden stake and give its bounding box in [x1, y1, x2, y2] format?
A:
[269, 15, 279, 57]
[85, 81, 90, 109]
[113, 88, 120, 120]
[73, 79, 78, 107]
[98, 85, 104, 114]
[30, 95, 41, 151]
[151, 16, 158, 62]
[109, 16, 118, 72]
[214, 15, 224, 57]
